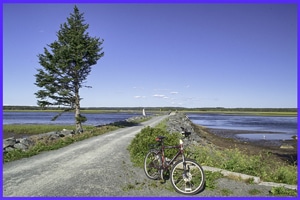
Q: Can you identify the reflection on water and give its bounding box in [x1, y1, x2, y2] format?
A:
[188, 113, 297, 141]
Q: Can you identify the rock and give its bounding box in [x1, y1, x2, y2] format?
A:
[13, 143, 28, 151]
[3, 137, 16, 148]
[59, 129, 74, 137]
[165, 112, 201, 143]
[17, 138, 34, 147]
[44, 131, 58, 137]
[280, 145, 294, 149]
[3, 130, 70, 153]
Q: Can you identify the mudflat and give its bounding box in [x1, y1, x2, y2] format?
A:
[193, 124, 297, 165]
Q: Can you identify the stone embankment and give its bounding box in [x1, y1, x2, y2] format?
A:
[165, 112, 214, 147]
[3, 129, 76, 153]
[3, 115, 147, 153]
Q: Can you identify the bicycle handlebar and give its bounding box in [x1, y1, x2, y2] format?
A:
[154, 127, 191, 145]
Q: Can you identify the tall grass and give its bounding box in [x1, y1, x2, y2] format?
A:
[186, 144, 297, 185]
[4, 124, 81, 136]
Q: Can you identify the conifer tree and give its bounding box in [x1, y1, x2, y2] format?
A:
[35, 6, 104, 132]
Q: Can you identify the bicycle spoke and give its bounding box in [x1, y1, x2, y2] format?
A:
[171, 159, 205, 195]
[144, 151, 161, 180]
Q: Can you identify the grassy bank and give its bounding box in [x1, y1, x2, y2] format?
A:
[3, 116, 151, 162]
[3, 124, 83, 136]
[3, 125, 119, 162]
[128, 125, 297, 185]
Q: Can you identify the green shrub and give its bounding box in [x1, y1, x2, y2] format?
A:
[270, 186, 297, 196]
[205, 171, 224, 190]
[270, 166, 297, 184]
[185, 144, 297, 185]
[127, 126, 181, 167]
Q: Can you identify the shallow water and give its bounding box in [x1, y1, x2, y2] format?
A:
[236, 133, 295, 140]
[188, 113, 297, 141]
[3, 111, 142, 126]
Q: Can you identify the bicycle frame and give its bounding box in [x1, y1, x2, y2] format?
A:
[159, 139, 186, 170]
[145, 133, 205, 195]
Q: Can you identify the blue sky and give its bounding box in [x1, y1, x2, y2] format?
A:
[3, 2, 298, 108]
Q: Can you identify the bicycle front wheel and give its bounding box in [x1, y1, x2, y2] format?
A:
[170, 159, 205, 195]
[144, 151, 162, 180]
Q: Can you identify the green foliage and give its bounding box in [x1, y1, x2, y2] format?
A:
[34, 5, 104, 127]
[4, 124, 80, 135]
[220, 189, 233, 196]
[270, 166, 297, 184]
[127, 126, 181, 167]
[127, 119, 297, 190]
[204, 171, 224, 190]
[186, 144, 297, 185]
[154, 119, 168, 130]
[76, 114, 87, 123]
[248, 189, 262, 195]
[269, 187, 297, 196]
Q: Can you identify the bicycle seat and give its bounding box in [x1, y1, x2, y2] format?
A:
[155, 136, 166, 142]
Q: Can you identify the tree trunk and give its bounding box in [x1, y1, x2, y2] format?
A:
[75, 86, 83, 133]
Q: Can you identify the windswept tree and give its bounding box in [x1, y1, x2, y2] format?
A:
[35, 6, 104, 132]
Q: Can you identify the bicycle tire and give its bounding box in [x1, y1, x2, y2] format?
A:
[170, 159, 205, 195]
[144, 150, 162, 180]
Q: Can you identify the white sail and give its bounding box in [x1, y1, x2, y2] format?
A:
[142, 108, 146, 116]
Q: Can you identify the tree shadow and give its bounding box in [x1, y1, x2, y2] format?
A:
[110, 120, 140, 128]
[95, 120, 140, 128]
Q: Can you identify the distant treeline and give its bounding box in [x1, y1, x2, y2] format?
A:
[3, 105, 297, 113]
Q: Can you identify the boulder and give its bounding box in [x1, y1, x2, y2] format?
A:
[13, 143, 28, 151]
[3, 137, 16, 148]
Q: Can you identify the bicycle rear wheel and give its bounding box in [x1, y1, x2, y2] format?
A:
[170, 159, 205, 195]
[144, 151, 162, 180]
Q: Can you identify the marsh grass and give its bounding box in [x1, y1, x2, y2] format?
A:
[186, 144, 297, 185]
[4, 124, 80, 136]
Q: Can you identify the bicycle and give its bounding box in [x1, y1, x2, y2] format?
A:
[143, 129, 205, 195]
